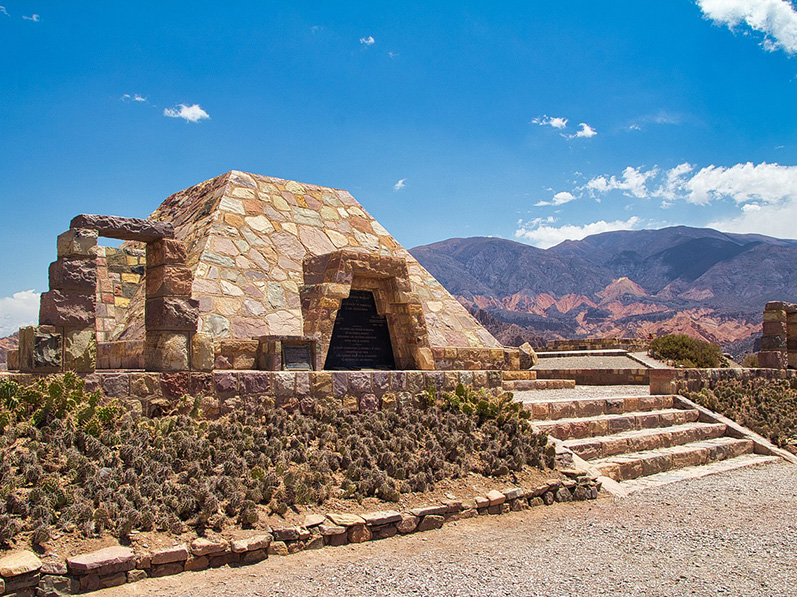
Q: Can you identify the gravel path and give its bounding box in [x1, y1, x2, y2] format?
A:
[514, 384, 650, 403]
[101, 461, 797, 597]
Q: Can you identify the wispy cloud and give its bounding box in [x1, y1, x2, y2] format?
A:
[0, 6, 9, 17]
[535, 191, 576, 207]
[532, 115, 568, 130]
[584, 166, 659, 199]
[393, 178, 407, 192]
[697, 0, 797, 55]
[22, 13, 40, 22]
[388, 51, 399, 59]
[122, 93, 148, 103]
[515, 216, 642, 248]
[311, 25, 323, 33]
[0, 290, 40, 337]
[163, 103, 210, 123]
[360, 35, 375, 46]
[569, 122, 597, 139]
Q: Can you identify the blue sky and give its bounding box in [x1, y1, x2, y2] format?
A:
[2, 0, 797, 334]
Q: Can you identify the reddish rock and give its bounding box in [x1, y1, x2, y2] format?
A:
[361, 510, 402, 526]
[416, 515, 445, 532]
[48, 257, 97, 291]
[146, 238, 187, 267]
[190, 537, 228, 557]
[347, 524, 372, 543]
[70, 214, 174, 242]
[396, 515, 419, 534]
[240, 371, 271, 394]
[151, 544, 189, 565]
[146, 264, 193, 298]
[0, 551, 42, 577]
[66, 546, 134, 576]
[39, 289, 95, 327]
[145, 297, 199, 331]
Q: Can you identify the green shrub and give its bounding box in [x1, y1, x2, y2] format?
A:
[649, 334, 724, 368]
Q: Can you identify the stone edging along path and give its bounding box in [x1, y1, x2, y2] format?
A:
[0, 476, 601, 596]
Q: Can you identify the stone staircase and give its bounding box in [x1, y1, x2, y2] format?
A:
[526, 394, 783, 492]
[501, 370, 576, 391]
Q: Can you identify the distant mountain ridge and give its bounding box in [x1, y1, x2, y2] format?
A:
[410, 226, 797, 356]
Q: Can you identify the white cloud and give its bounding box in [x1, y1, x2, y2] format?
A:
[515, 217, 643, 248]
[681, 161, 797, 205]
[393, 178, 406, 191]
[0, 290, 40, 337]
[0, 6, 9, 17]
[584, 166, 658, 199]
[535, 191, 576, 207]
[163, 103, 210, 123]
[388, 51, 399, 59]
[360, 35, 375, 46]
[709, 199, 797, 239]
[122, 93, 147, 103]
[532, 115, 568, 129]
[697, 0, 797, 54]
[569, 122, 598, 139]
[22, 13, 40, 22]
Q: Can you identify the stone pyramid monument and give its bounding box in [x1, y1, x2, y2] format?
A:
[16, 170, 520, 374]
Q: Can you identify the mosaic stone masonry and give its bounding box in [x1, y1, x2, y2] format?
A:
[758, 301, 797, 370]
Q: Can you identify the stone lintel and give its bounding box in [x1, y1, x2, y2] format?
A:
[70, 214, 175, 242]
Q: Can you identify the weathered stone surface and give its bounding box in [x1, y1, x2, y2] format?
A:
[267, 541, 288, 556]
[127, 569, 148, 583]
[147, 264, 193, 298]
[347, 524, 372, 543]
[361, 510, 402, 526]
[145, 332, 190, 371]
[146, 238, 188, 268]
[486, 490, 506, 506]
[518, 342, 538, 368]
[191, 333, 214, 371]
[4, 570, 40, 591]
[303, 514, 326, 528]
[49, 257, 97, 291]
[327, 513, 366, 527]
[502, 488, 524, 501]
[240, 371, 271, 394]
[40, 573, 79, 595]
[231, 534, 272, 553]
[146, 297, 199, 331]
[63, 328, 96, 372]
[57, 228, 98, 258]
[70, 214, 175, 242]
[416, 514, 445, 532]
[409, 505, 447, 517]
[98, 571, 127, 589]
[184, 556, 209, 572]
[272, 527, 301, 542]
[190, 537, 228, 557]
[66, 546, 133, 575]
[214, 371, 238, 395]
[396, 515, 419, 534]
[40, 289, 95, 327]
[318, 523, 347, 537]
[151, 544, 189, 565]
[0, 551, 42, 578]
[242, 549, 268, 564]
[150, 562, 184, 577]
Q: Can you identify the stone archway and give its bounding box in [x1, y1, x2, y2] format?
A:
[301, 250, 433, 370]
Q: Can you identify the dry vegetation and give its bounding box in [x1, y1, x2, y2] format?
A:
[0, 374, 551, 550]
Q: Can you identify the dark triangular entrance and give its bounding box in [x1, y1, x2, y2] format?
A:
[324, 290, 396, 370]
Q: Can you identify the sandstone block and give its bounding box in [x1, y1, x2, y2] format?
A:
[70, 214, 174, 242]
[409, 505, 447, 517]
[486, 490, 506, 506]
[146, 264, 193, 298]
[761, 335, 787, 350]
[145, 332, 190, 371]
[240, 371, 271, 394]
[0, 551, 42, 578]
[63, 328, 96, 372]
[518, 342, 539, 368]
[231, 534, 272, 553]
[18, 326, 62, 372]
[416, 515, 444, 532]
[150, 562, 183, 577]
[184, 556, 209, 572]
[190, 334, 214, 372]
[151, 544, 189, 565]
[267, 541, 288, 556]
[361, 510, 402, 526]
[127, 569, 147, 583]
[396, 515, 419, 534]
[49, 257, 97, 291]
[327, 513, 366, 527]
[66, 546, 134, 576]
[762, 320, 788, 337]
[57, 228, 98, 258]
[242, 549, 268, 564]
[146, 238, 187, 268]
[758, 350, 787, 369]
[763, 309, 787, 322]
[220, 339, 258, 370]
[347, 524, 372, 543]
[190, 537, 228, 557]
[146, 297, 199, 331]
[40, 289, 95, 328]
[6, 349, 18, 370]
[272, 527, 301, 542]
[214, 371, 238, 395]
[318, 524, 347, 537]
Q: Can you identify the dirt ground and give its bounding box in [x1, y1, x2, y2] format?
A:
[100, 460, 797, 597]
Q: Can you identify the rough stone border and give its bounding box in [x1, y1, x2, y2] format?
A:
[0, 478, 601, 596]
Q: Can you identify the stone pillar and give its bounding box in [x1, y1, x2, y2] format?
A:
[26, 228, 98, 372]
[788, 306, 797, 370]
[144, 239, 198, 371]
[759, 301, 791, 369]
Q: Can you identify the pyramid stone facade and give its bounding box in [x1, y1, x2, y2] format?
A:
[13, 170, 521, 374]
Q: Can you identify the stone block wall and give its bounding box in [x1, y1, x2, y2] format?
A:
[758, 301, 797, 369]
[430, 346, 520, 371]
[536, 368, 649, 386]
[95, 246, 145, 342]
[649, 367, 797, 395]
[544, 338, 650, 352]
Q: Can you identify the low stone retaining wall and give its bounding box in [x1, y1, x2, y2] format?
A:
[0, 477, 600, 596]
[0, 369, 538, 417]
[545, 338, 649, 352]
[536, 368, 649, 386]
[650, 368, 797, 395]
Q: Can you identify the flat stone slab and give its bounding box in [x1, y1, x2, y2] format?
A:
[231, 534, 272, 553]
[70, 214, 175, 242]
[66, 546, 133, 575]
[0, 551, 42, 578]
[409, 505, 448, 517]
[303, 514, 326, 528]
[190, 537, 228, 556]
[327, 513, 366, 527]
[486, 490, 506, 506]
[360, 510, 402, 526]
[151, 544, 189, 565]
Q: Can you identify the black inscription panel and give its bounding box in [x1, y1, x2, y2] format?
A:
[324, 290, 396, 370]
[283, 344, 313, 370]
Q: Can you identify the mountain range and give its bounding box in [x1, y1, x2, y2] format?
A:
[410, 226, 797, 357]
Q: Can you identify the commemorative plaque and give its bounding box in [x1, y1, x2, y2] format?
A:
[282, 344, 313, 370]
[324, 290, 396, 370]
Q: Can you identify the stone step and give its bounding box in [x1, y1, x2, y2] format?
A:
[615, 454, 782, 494]
[591, 437, 755, 482]
[535, 408, 700, 440]
[562, 422, 728, 460]
[501, 370, 538, 381]
[525, 395, 674, 421]
[502, 379, 575, 391]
